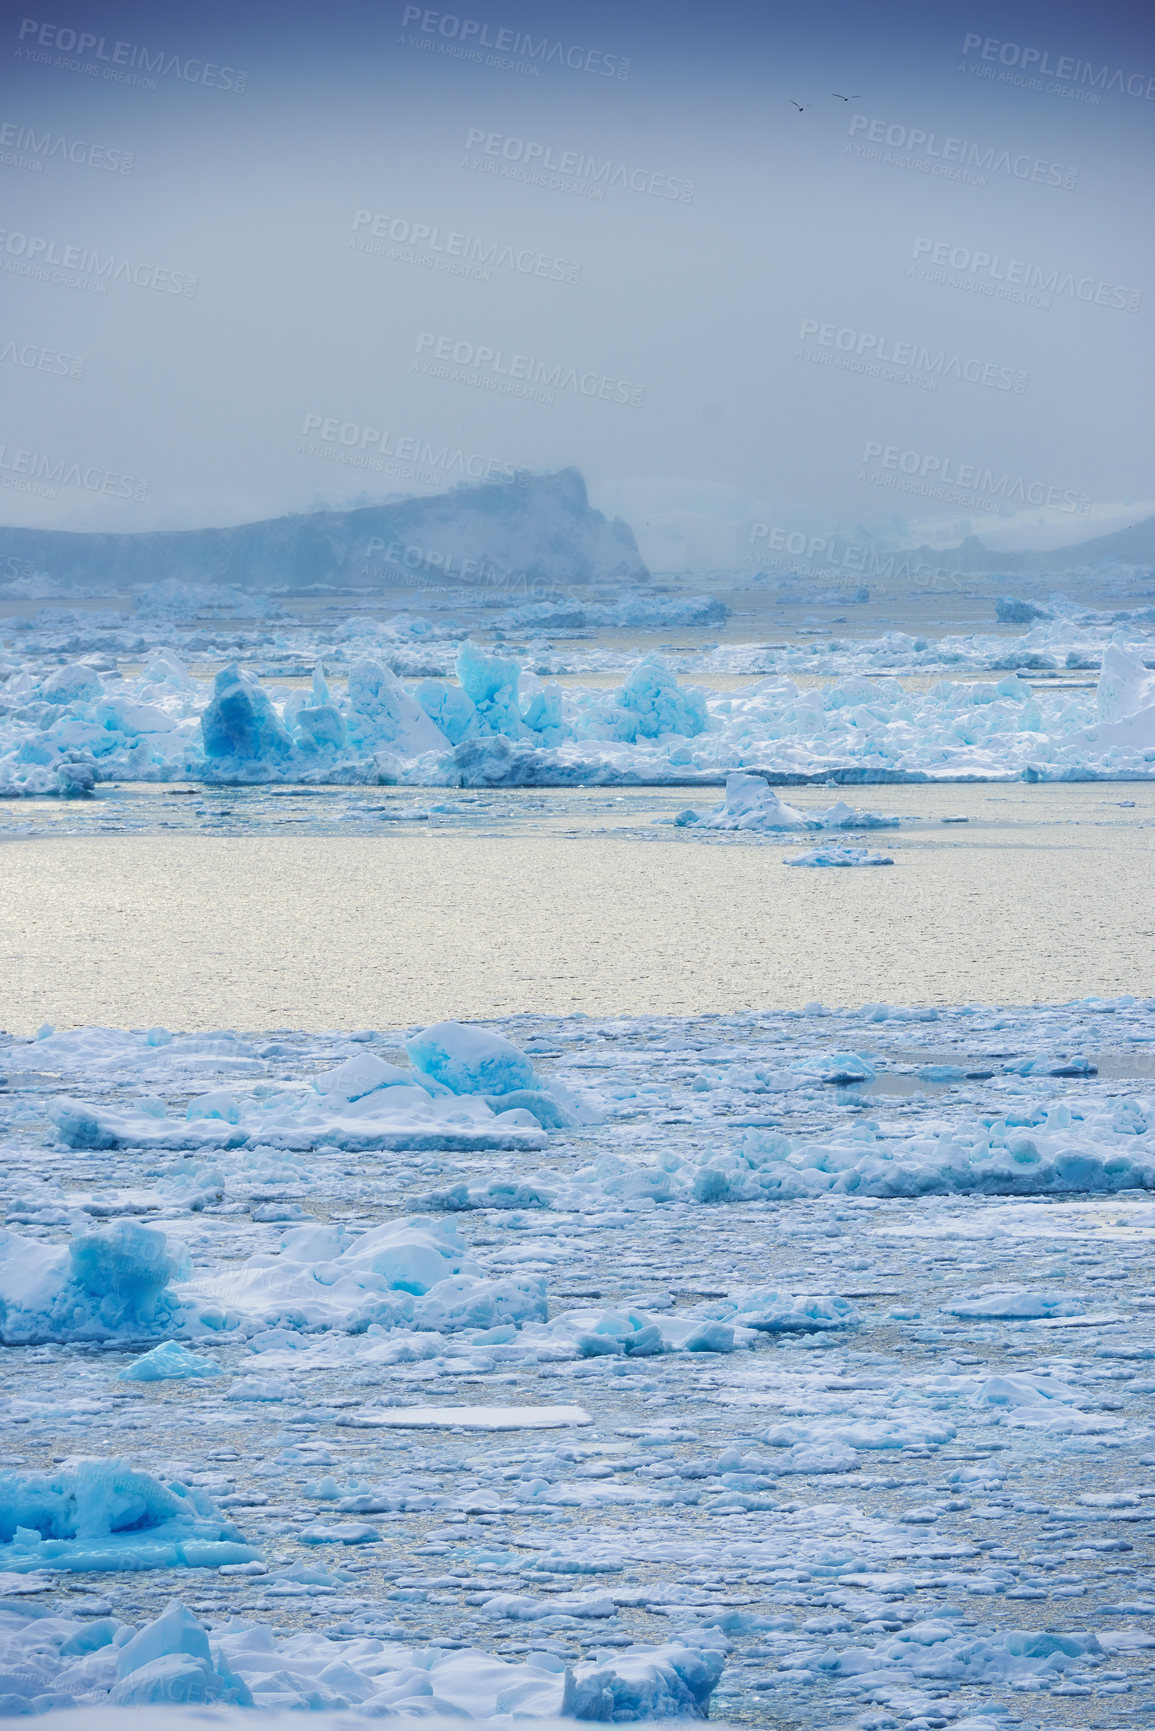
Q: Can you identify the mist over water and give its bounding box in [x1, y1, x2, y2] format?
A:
[2, 0, 1152, 566]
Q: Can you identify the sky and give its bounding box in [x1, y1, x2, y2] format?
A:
[1, 0, 1153, 568]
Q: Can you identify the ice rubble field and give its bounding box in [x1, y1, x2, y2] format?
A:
[1, 601, 1154, 792]
[1, 1005, 1154, 1727]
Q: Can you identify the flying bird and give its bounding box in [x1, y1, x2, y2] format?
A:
[790, 100, 806, 111]
[832, 93, 861, 101]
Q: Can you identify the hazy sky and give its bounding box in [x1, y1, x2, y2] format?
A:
[2, 0, 1152, 567]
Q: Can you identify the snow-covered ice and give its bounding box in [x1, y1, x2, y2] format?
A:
[674, 773, 900, 833]
[785, 845, 895, 867]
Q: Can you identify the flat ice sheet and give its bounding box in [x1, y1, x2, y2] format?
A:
[342, 1404, 593, 1429]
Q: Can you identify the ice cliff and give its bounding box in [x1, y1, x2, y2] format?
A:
[0, 469, 647, 594]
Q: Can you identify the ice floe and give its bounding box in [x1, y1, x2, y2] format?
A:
[675, 773, 900, 833]
[785, 845, 895, 867]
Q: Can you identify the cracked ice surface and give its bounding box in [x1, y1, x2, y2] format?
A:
[1, 999, 1153, 1726]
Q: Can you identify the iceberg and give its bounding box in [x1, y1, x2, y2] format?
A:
[0, 1462, 258, 1573]
[50, 1080, 549, 1155]
[615, 655, 708, 741]
[0, 467, 649, 592]
[5, 601, 1155, 791]
[407, 1020, 538, 1096]
[683, 773, 900, 832]
[685, 773, 809, 830]
[0, 1220, 189, 1345]
[344, 659, 448, 756]
[200, 664, 293, 766]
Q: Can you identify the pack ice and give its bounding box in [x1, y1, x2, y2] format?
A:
[0, 1595, 723, 1717]
[46, 1023, 572, 1155]
[3, 627, 1154, 792]
[2, 998, 1154, 1727]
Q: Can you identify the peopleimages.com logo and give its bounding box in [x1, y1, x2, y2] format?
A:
[298, 415, 523, 487]
[746, 524, 965, 592]
[961, 33, 1155, 100]
[351, 210, 581, 285]
[0, 440, 147, 501]
[0, 336, 84, 378]
[463, 129, 694, 202]
[399, 7, 630, 78]
[414, 332, 645, 407]
[0, 118, 134, 171]
[15, 18, 247, 90]
[797, 319, 1028, 393]
[910, 239, 1141, 314]
[861, 441, 1091, 515]
[0, 229, 198, 296]
[847, 114, 1078, 189]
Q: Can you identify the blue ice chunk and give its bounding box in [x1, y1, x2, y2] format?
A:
[118, 1340, 221, 1381]
[562, 1642, 725, 1720]
[785, 845, 894, 866]
[200, 665, 292, 762]
[117, 1601, 213, 1676]
[312, 1052, 419, 1101]
[0, 1219, 188, 1344]
[186, 1089, 241, 1123]
[68, 1220, 188, 1327]
[407, 1021, 537, 1096]
[616, 655, 708, 739]
[481, 1088, 579, 1129]
[39, 662, 104, 705]
[684, 1320, 736, 1352]
[457, 640, 520, 707]
[294, 701, 346, 751]
[0, 1461, 259, 1572]
[414, 677, 479, 744]
[344, 659, 447, 754]
[111, 1653, 234, 1706]
[522, 682, 564, 735]
[793, 1052, 876, 1084]
[456, 641, 524, 735]
[112, 1602, 253, 1705]
[282, 665, 344, 750]
[56, 758, 97, 797]
[60, 1618, 124, 1655]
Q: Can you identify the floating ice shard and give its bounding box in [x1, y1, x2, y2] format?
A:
[117, 1340, 222, 1381]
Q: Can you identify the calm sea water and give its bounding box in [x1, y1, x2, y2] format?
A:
[1, 782, 1151, 1032]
